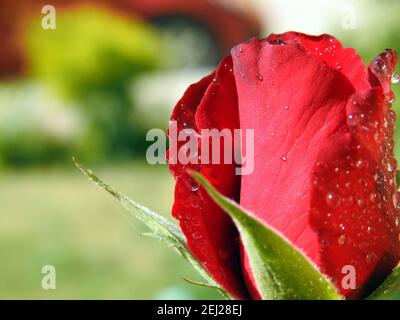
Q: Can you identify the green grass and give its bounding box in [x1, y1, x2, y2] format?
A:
[0, 161, 220, 299]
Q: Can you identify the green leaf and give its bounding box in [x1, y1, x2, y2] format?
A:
[73, 159, 233, 300]
[191, 171, 342, 300]
[367, 264, 400, 300]
[182, 278, 229, 291]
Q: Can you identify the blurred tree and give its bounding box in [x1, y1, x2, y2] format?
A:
[24, 7, 162, 161]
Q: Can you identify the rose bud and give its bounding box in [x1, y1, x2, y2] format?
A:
[168, 32, 400, 299]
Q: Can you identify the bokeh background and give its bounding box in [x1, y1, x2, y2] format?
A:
[0, 0, 399, 299]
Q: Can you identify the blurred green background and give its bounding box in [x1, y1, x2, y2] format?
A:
[0, 0, 399, 299]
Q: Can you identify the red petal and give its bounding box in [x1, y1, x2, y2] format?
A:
[232, 38, 399, 298]
[240, 243, 262, 300]
[168, 57, 248, 299]
[267, 32, 370, 91]
[368, 49, 398, 95]
[311, 50, 400, 298]
[311, 86, 400, 298]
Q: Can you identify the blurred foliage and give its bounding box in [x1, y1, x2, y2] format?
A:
[0, 161, 221, 299]
[19, 7, 163, 165]
[0, 82, 98, 166]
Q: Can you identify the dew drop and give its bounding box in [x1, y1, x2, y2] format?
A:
[175, 211, 183, 219]
[389, 108, 396, 117]
[392, 71, 400, 84]
[369, 192, 378, 202]
[192, 232, 202, 240]
[373, 56, 388, 73]
[386, 92, 395, 103]
[374, 131, 384, 143]
[375, 172, 384, 185]
[356, 159, 367, 169]
[326, 192, 341, 208]
[386, 158, 397, 173]
[393, 192, 400, 209]
[334, 62, 342, 70]
[191, 216, 201, 226]
[256, 72, 263, 81]
[281, 155, 287, 161]
[338, 234, 346, 245]
[271, 38, 286, 45]
[366, 252, 377, 263]
[321, 239, 329, 247]
[347, 113, 359, 126]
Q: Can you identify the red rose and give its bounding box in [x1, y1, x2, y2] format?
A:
[168, 32, 400, 299]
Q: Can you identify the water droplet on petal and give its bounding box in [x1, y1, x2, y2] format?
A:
[386, 91, 395, 103]
[392, 71, 400, 84]
[192, 232, 202, 240]
[326, 192, 341, 208]
[373, 56, 388, 73]
[338, 234, 346, 245]
[366, 252, 377, 263]
[347, 113, 359, 126]
[393, 192, 400, 209]
[374, 131, 384, 143]
[271, 38, 286, 45]
[386, 158, 397, 173]
[334, 62, 342, 70]
[356, 159, 367, 169]
[370, 192, 378, 203]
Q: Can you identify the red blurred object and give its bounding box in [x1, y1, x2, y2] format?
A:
[0, 0, 262, 78]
